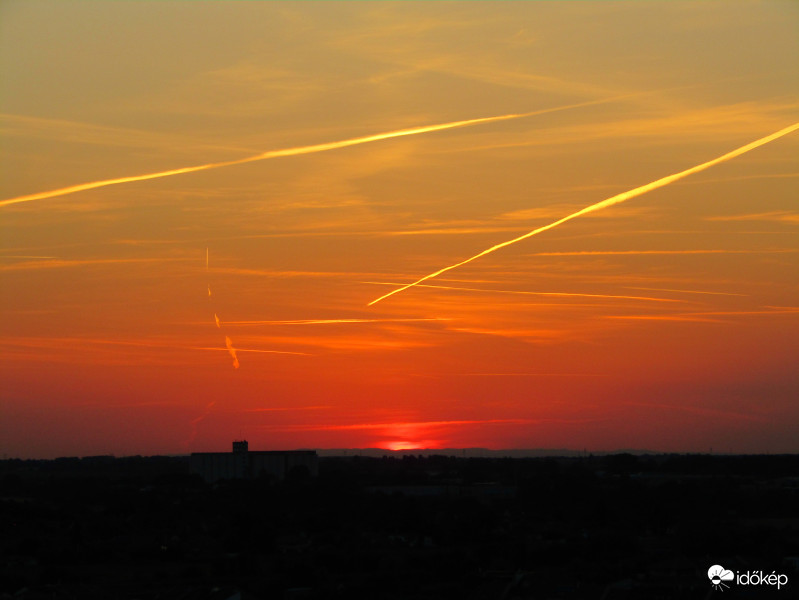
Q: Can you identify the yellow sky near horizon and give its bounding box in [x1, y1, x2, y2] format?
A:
[1, 1, 798, 458]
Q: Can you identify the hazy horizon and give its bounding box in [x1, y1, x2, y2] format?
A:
[6, 445, 776, 462]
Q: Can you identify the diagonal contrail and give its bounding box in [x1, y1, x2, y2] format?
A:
[368, 121, 799, 306]
[207, 247, 239, 369]
[0, 97, 624, 208]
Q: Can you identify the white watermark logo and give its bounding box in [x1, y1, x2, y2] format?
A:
[708, 565, 734, 591]
[708, 564, 789, 592]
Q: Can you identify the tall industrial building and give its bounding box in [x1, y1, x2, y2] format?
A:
[190, 440, 318, 483]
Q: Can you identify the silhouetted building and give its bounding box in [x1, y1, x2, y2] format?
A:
[190, 440, 318, 483]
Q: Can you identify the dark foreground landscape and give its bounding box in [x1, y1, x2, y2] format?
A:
[2, 453, 798, 599]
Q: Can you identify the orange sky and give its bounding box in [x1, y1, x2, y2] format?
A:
[1, 1, 798, 458]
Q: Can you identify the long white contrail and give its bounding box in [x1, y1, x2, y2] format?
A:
[0, 98, 623, 208]
[368, 121, 799, 306]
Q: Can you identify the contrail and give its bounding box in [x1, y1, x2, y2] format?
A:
[266, 417, 598, 432]
[0, 96, 635, 208]
[529, 248, 799, 257]
[627, 286, 747, 297]
[224, 336, 240, 370]
[365, 281, 686, 303]
[207, 247, 240, 369]
[195, 346, 311, 356]
[368, 121, 799, 306]
[223, 317, 449, 325]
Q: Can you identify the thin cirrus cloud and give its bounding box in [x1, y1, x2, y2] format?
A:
[222, 318, 450, 326]
[0, 255, 58, 260]
[447, 102, 799, 156]
[194, 346, 312, 357]
[243, 406, 333, 412]
[528, 249, 797, 258]
[0, 257, 192, 272]
[605, 315, 725, 323]
[705, 211, 799, 224]
[261, 418, 582, 432]
[605, 307, 799, 322]
[499, 205, 655, 222]
[626, 286, 748, 297]
[689, 307, 799, 317]
[432, 372, 607, 378]
[368, 121, 799, 305]
[364, 281, 688, 304]
[0, 112, 256, 154]
[242, 331, 438, 352]
[0, 336, 311, 364]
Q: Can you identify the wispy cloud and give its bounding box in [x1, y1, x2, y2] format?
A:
[238, 332, 437, 353]
[335, 6, 629, 99]
[626, 286, 747, 297]
[195, 346, 312, 357]
[1, 336, 311, 363]
[383, 225, 529, 237]
[213, 267, 381, 279]
[0, 255, 58, 260]
[364, 281, 688, 303]
[672, 172, 799, 187]
[499, 205, 655, 222]
[0, 112, 255, 155]
[705, 211, 799, 224]
[689, 308, 799, 317]
[441, 372, 607, 378]
[447, 102, 799, 156]
[528, 249, 797, 259]
[223, 318, 450, 326]
[606, 306, 799, 322]
[261, 418, 581, 432]
[0, 257, 191, 272]
[606, 315, 724, 323]
[244, 406, 332, 412]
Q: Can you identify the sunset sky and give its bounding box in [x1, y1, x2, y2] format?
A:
[1, 1, 798, 458]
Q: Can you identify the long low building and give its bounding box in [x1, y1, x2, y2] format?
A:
[190, 440, 318, 483]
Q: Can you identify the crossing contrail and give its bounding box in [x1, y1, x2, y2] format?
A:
[0, 96, 636, 208]
[368, 121, 799, 306]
